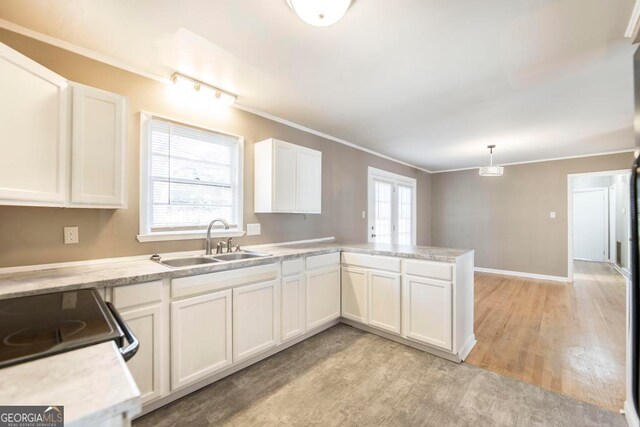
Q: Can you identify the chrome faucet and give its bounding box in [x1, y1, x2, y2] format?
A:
[205, 218, 230, 255]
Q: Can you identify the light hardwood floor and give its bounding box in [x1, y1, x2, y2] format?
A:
[466, 261, 627, 412]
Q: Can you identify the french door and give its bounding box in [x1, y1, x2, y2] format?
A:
[367, 167, 416, 245]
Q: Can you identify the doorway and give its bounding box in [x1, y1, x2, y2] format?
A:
[367, 167, 416, 245]
[568, 169, 631, 281]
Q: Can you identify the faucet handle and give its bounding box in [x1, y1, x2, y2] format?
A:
[216, 241, 225, 254]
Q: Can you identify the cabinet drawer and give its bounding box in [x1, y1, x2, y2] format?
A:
[282, 258, 304, 276]
[403, 260, 453, 281]
[306, 252, 340, 270]
[341, 252, 401, 272]
[171, 263, 279, 299]
[112, 280, 162, 310]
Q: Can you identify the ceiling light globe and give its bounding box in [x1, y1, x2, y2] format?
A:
[288, 0, 352, 27]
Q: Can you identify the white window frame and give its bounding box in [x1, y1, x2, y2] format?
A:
[137, 112, 244, 243]
[367, 167, 417, 245]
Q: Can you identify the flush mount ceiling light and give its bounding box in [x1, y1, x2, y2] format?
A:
[286, 0, 352, 27]
[479, 145, 504, 177]
[170, 73, 237, 105]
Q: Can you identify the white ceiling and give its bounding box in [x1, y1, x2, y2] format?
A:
[0, 0, 636, 171]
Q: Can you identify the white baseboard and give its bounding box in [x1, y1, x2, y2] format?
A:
[611, 262, 632, 280]
[625, 400, 639, 427]
[458, 334, 477, 361]
[474, 267, 569, 283]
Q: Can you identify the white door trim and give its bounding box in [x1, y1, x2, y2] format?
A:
[567, 169, 631, 282]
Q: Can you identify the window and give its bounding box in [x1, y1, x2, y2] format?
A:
[138, 113, 243, 242]
[368, 167, 416, 245]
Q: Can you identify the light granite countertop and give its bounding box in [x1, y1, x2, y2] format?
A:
[0, 242, 472, 300]
[0, 341, 141, 426]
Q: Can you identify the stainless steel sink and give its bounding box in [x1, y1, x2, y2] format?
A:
[212, 251, 272, 261]
[158, 257, 221, 268]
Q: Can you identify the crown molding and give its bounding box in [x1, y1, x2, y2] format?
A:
[432, 149, 636, 174]
[233, 103, 432, 173]
[626, 0, 640, 43]
[0, 18, 432, 174]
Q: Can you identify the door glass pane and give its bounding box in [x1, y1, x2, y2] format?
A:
[373, 180, 393, 244]
[397, 185, 412, 245]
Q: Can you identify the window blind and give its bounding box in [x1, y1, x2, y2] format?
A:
[149, 118, 240, 231]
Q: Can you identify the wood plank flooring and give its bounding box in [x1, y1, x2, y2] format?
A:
[466, 261, 627, 412]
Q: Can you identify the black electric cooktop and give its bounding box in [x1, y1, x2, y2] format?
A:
[0, 289, 124, 368]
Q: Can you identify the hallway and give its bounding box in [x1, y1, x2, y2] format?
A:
[466, 261, 627, 411]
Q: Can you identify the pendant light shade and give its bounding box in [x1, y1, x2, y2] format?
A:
[287, 0, 352, 27]
[479, 145, 504, 177]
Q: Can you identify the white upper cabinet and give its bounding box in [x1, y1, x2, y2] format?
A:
[70, 83, 127, 208]
[254, 138, 322, 214]
[0, 43, 69, 206]
[0, 43, 127, 209]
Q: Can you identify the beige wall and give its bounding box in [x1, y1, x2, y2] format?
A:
[431, 152, 634, 277]
[0, 29, 431, 268]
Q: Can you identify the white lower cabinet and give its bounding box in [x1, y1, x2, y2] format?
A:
[402, 275, 452, 351]
[110, 280, 164, 405]
[170, 289, 232, 390]
[341, 264, 401, 335]
[306, 265, 341, 330]
[341, 266, 368, 323]
[368, 270, 401, 334]
[281, 273, 306, 342]
[233, 279, 280, 362]
[120, 304, 162, 404]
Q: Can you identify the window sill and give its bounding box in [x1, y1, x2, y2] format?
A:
[137, 229, 246, 243]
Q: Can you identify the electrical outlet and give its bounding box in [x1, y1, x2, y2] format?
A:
[64, 226, 79, 244]
[549, 212, 556, 219]
[362, 210, 366, 219]
[247, 223, 261, 236]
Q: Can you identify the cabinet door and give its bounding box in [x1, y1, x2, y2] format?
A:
[281, 274, 305, 342]
[70, 83, 126, 207]
[402, 275, 452, 351]
[233, 279, 280, 362]
[341, 266, 368, 323]
[0, 43, 68, 206]
[273, 140, 296, 212]
[368, 270, 401, 334]
[170, 290, 232, 390]
[120, 304, 162, 404]
[295, 146, 322, 213]
[306, 265, 341, 330]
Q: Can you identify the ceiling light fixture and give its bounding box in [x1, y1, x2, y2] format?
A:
[479, 145, 504, 177]
[286, 0, 352, 27]
[170, 73, 237, 106]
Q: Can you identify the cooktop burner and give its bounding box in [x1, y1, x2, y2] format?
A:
[0, 289, 123, 368]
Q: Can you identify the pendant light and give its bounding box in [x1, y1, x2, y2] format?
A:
[479, 145, 504, 177]
[287, 0, 352, 27]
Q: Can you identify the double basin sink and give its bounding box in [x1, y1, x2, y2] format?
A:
[157, 251, 272, 268]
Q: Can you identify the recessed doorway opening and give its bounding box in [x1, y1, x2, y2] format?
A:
[568, 169, 631, 282]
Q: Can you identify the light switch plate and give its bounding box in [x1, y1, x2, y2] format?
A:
[549, 212, 556, 219]
[247, 223, 261, 236]
[64, 226, 79, 244]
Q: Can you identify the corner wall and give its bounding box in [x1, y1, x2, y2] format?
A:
[430, 152, 634, 278]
